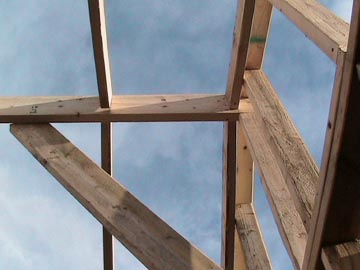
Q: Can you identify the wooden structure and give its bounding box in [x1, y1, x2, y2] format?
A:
[4, 0, 360, 269]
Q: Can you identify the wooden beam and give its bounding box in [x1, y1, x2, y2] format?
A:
[88, 0, 113, 108]
[246, 0, 273, 70]
[101, 122, 114, 270]
[240, 112, 306, 269]
[234, 123, 255, 270]
[0, 94, 252, 123]
[267, 0, 349, 62]
[244, 70, 319, 230]
[226, 0, 256, 109]
[235, 204, 271, 270]
[11, 124, 222, 270]
[322, 241, 360, 270]
[303, 1, 360, 269]
[222, 121, 237, 270]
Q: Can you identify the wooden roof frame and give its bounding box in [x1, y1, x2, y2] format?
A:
[4, 0, 360, 269]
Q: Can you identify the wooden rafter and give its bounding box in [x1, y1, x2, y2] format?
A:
[244, 70, 319, 230]
[0, 95, 251, 123]
[321, 241, 360, 270]
[241, 111, 306, 269]
[267, 0, 349, 62]
[226, 0, 256, 109]
[11, 124, 222, 270]
[303, 1, 360, 269]
[88, 0, 113, 108]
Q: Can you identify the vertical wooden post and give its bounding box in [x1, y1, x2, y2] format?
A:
[101, 122, 114, 270]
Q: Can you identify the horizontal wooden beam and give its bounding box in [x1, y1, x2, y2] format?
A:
[244, 70, 319, 230]
[235, 204, 271, 270]
[88, 0, 113, 108]
[0, 94, 252, 123]
[240, 112, 306, 269]
[268, 0, 349, 62]
[322, 241, 360, 270]
[11, 124, 222, 270]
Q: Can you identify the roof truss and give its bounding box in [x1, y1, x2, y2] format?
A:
[3, 0, 360, 269]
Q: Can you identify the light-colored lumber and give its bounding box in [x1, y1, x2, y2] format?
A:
[234, 123, 255, 270]
[226, 0, 256, 109]
[244, 70, 319, 230]
[322, 241, 360, 270]
[88, 0, 113, 108]
[303, 1, 360, 269]
[11, 124, 221, 270]
[246, 0, 273, 70]
[240, 112, 306, 269]
[267, 0, 349, 62]
[0, 94, 252, 123]
[101, 122, 114, 270]
[236, 123, 254, 205]
[222, 121, 237, 270]
[235, 204, 271, 270]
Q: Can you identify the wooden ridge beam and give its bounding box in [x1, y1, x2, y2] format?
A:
[244, 70, 319, 230]
[101, 122, 114, 270]
[235, 204, 271, 270]
[88, 0, 113, 108]
[226, 0, 256, 108]
[321, 241, 360, 270]
[240, 112, 306, 269]
[267, 0, 349, 62]
[303, 1, 360, 269]
[0, 94, 251, 123]
[11, 124, 222, 270]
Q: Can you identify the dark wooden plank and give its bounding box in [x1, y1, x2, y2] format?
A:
[322, 241, 360, 270]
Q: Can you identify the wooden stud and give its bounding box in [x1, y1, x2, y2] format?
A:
[11, 124, 222, 270]
[241, 112, 306, 269]
[246, 0, 273, 70]
[222, 121, 237, 270]
[101, 122, 114, 270]
[267, 0, 349, 62]
[303, 1, 360, 269]
[226, 0, 256, 109]
[244, 70, 319, 230]
[88, 0, 113, 108]
[0, 95, 252, 123]
[322, 241, 360, 270]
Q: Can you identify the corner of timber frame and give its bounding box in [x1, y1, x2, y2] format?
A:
[4, 0, 360, 270]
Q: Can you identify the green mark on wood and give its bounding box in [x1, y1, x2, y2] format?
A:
[250, 36, 266, 44]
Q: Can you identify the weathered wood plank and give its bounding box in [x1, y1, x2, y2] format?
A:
[322, 241, 360, 270]
[0, 95, 251, 123]
[226, 0, 256, 109]
[222, 121, 237, 270]
[101, 122, 114, 270]
[241, 112, 306, 269]
[11, 124, 222, 270]
[246, 0, 273, 70]
[235, 204, 271, 270]
[303, 1, 360, 269]
[267, 0, 349, 62]
[244, 70, 319, 230]
[88, 0, 113, 108]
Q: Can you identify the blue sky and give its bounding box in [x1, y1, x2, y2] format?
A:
[0, 1, 353, 269]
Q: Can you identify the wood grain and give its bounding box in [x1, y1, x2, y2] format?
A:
[11, 124, 221, 270]
[322, 241, 360, 270]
